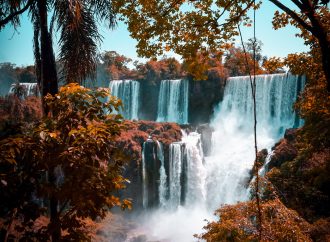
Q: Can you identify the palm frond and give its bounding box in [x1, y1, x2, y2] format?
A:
[87, 0, 117, 29]
[0, 0, 35, 29]
[55, 0, 101, 84]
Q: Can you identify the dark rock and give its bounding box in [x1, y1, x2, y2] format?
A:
[138, 79, 159, 121]
[114, 120, 182, 209]
[143, 139, 160, 208]
[268, 129, 298, 170]
[188, 77, 226, 124]
[246, 149, 268, 186]
[284, 128, 298, 142]
[258, 149, 268, 166]
[136, 75, 226, 125]
[197, 123, 214, 156]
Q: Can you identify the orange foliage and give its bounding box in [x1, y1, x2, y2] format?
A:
[224, 47, 264, 76]
[114, 120, 182, 162]
[198, 198, 312, 242]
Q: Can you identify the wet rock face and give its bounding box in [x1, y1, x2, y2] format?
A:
[268, 129, 298, 170]
[197, 124, 214, 156]
[246, 149, 268, 186]
[143, 139, 160, 208]
[188, 77, 225, 125]
[138, 80, 159, 121]
[136, 77, 225, 125]
[114, 120, 182, 208]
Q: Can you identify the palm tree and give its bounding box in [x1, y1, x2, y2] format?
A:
[1, 0, 116, 98]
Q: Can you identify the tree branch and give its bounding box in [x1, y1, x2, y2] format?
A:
[291, 0, 305, 10]
[268, 0, 313, 32]
[0, 0, 34, 28]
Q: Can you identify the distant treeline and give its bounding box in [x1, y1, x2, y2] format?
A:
[0, 42, 285, 94]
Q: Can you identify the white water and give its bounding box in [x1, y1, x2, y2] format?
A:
[156, 140, 167, 208]
[129, 73, 305, 242]
[157, 79, 189, 124]
[168, 142, 183, 209]
[206, 73, 304, 208]
[8, 83, 39, 97]
[183, 132, 207, 206]
[141, 142, 148, 209]
[109, 80, 140, 120]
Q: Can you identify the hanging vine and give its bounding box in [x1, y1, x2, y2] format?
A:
[237, 0, 263, 239]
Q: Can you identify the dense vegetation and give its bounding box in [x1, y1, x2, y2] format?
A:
[0, 84, 131, 241]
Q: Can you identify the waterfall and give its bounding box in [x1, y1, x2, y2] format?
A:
[182, 132, 206, 206]
[156, 141, 167, 208]
[168, 142, 183, 208]
[156, 131, 206, 209]
[8, 83, 39, 97]
[109, 80, 140, 120]
[141, 142, 148, 209]
[157, 79, 189, 124]
[130, 73, 305, 242]
[206, 73, 305, 208]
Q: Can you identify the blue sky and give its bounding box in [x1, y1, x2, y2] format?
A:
[0, 1, 308, 67]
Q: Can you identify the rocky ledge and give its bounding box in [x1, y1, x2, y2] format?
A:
[268, 128, 298, 170]
[114, 120, 182, 162]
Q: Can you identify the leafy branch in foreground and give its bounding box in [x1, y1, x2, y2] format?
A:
[0, 84, 130, 241]
[197, 197, 312, 242]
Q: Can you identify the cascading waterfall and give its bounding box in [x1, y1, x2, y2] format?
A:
[157, 79, 189, 124]
[182, 132, 206, 206]
[141, 142, 148, 209]
[156, 140, 167, 208]
[168, 142, 183, 208]
[8, 83, 39, 97]
[206, 73, 305, 208]
[109, 80, 140, 120]
[132, 73, 305, 242]
[163, 132, 206, 209]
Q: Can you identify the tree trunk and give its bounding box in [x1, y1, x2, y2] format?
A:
[37, 0, 58, 100]
[37, 1, 60, 241]
[48, 171, 61, 242]
[318, 38, 330, 92]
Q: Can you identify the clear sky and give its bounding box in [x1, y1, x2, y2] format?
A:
[0, 1, 308, 67]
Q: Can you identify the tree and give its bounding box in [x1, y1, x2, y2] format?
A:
[0, 84, 130, 241]
[224, 46, 264, 76]
[197, 198, 313, 241]
[16, 65, 37, 83]
[133, 57, 183, 81]
[262, 56, 285, 74]
[1, 0, 117, 98]
[112, 0, 330, 91]
[99, 51, 133, 80]
[0, 63, 17, 96]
